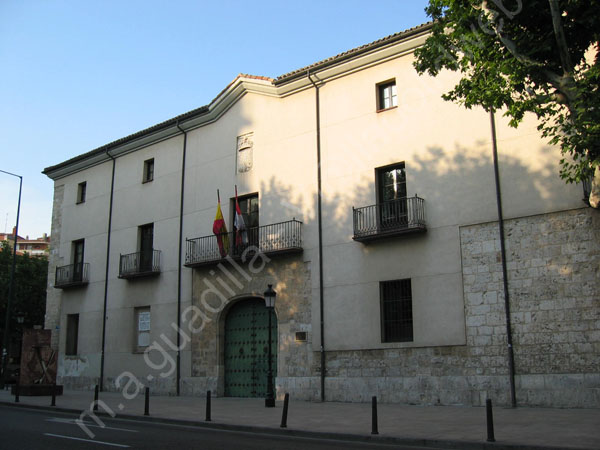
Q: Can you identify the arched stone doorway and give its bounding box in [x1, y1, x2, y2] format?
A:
[224, 297, 277, 397]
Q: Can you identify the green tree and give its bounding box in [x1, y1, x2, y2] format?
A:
[0, 242, 48, 348]
[413, 0, 599, 202]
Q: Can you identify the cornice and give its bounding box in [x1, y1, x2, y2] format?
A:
[43, 25, 431, 180]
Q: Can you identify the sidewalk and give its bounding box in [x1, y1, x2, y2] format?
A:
[0, 387, 598, 449]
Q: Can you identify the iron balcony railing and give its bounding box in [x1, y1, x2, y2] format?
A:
[353, 196, 426, 241]
[185, 219, 302, 267]
[55, 262, 89, 288]
[119, 249, 161, 279]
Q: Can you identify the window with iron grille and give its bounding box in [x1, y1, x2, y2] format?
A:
[380, 279, 413, 342]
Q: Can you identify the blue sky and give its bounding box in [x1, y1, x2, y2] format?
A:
[0, 0, 430, 238]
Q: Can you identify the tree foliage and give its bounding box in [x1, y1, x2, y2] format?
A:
[0, 242, 48, 340]
[413, 0, 600, 184]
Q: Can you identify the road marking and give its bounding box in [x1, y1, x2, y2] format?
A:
[46, 417, 138, 432]
[44, 433, 130, 447]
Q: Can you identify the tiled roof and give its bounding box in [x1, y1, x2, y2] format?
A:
[274, 22, 433, 84]
[42, 104, 209, 175]
[43, 23, 432, 176]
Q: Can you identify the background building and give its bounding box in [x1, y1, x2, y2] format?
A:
[0, 227, 50, 256]
[43, 24, 599, 408]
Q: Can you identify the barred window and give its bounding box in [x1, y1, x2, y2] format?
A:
[380, 279, 413, 342]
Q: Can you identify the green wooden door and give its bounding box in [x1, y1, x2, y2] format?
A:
[224, 298, 277, 397]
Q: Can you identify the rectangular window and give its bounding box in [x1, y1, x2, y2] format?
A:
[377, 80, 397, 111]
[143, 158, 154, 183]
[376, 162, 408, 230]
[231, 193, 259, 248]
[135, 307, 151, 351]
[380, 279, 413, 342]
[72, 239, 85, 282]
[66, 314, 79, 355]
[138, 223, 154, 271]
[77, 182, 87, 203]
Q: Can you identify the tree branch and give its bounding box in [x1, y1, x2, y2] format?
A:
[548, 0, 574, 75]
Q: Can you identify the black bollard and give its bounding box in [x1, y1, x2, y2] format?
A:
[371, 396, 379, 435]
[93, 384, 99, 412]
[144, 387, 150, 416]
[51, 383, 56, 406]
[14, 383, 19, 403]
[205, 390, 211, 422]
[486, 398, 496, 442]
[280, 393, 289, 428]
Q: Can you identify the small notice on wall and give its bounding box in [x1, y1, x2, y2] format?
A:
[138, 311, 150, 331]
[138, 332, 150, 347]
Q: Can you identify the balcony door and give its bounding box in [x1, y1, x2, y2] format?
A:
[139, 223, 154, 272]
[233, 194, 259, 252]
[376, 163, 407, 231]
[72, 240, 85, 282]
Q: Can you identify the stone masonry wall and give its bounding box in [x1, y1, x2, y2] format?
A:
[324, 208, 598, 407]
[183, 253, 319, 400]
[461, 207, 599, 407]
[44, 184, 64, 350]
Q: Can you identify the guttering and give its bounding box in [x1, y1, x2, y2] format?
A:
[44, 25, 435, 182]
[490, 111, 517, 407]
[307, 69, 326, 402]
[275, 22, 433, 85]
[175, 121, 188, 396]
[99, 149, 117, 391]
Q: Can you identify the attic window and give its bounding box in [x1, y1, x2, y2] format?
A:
[377, 79, 397, 111]
[77, 182, 87, 204]
[143, 158, 154, 183]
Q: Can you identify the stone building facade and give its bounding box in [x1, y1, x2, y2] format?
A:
[43, 24, 598, 407]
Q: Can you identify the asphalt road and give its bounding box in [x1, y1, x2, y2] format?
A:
[0, 405, 437, 450]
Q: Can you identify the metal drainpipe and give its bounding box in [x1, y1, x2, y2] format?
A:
[490, 110, 517, 407]
[175, 121, 188, 396]
[308, 70, 326, 402]
[100, 149, 116, 392]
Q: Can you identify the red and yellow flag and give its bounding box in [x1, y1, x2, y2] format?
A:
[213, 201, 229, 257]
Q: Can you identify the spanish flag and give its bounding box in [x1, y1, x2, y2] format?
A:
[213, 201, 229, 257]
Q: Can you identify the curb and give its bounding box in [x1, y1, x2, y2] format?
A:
[0, 401, 591, 450]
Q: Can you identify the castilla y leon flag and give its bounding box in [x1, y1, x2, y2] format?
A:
[234, 186, 248, 246]
[213, 200, 229, 257]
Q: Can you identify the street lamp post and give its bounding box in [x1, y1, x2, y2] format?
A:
[0, 169, 22, 389]
[263, 284, 276, 408]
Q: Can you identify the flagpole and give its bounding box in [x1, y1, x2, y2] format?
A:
[217, 189, 220, 203]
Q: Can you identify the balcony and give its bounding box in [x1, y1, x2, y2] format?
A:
[119, 250, 161, 279]
[185, 219, 303, 267]
[54, 263, 89, 288]
[353, 197, 426, 243]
